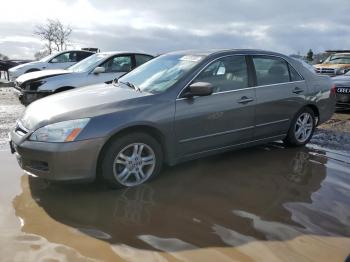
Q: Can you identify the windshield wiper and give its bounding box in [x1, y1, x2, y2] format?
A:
[119, 81, 142, 92]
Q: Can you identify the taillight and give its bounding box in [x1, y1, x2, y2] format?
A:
[331, 84, 336, 94]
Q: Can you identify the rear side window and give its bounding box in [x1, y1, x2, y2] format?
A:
[194, 55, 248, 93]
[135, 55, 153, 67]
[78, 52, 93, 61]
[253, 56, 290, 85]
[289, 65, 303, 81]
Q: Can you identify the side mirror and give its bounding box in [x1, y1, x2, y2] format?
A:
[50, 58, 58, 63]
[92, 67, 105, 74]
[319, 59, 323, 63]
[183, 82, 213, 98]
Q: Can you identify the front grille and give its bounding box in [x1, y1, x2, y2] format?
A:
[315, 67, 336, 76]
[336, 93, 350, 103]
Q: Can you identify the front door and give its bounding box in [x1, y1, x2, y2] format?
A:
[174, 55, 256, 157]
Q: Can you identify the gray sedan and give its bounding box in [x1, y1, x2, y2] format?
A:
[9, 49, 335, 188]
[13, 51, 154, 105]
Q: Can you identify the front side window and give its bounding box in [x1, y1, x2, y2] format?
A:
[68, 53, 109, 73]
[51, 52, 78, 63]
[100, 56, 132, 73]
[135, 54, 153, 67]
[193, 56, 248, 93]
[253, 56, 290, 85]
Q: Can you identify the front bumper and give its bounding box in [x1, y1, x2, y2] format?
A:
[335, 91, 350, 109]
[10, 131, 105, 182]
[13, 86, 51, 105]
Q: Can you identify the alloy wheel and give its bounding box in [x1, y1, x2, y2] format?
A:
[113, 143, 156, 187]
[294, 112, 314, 143]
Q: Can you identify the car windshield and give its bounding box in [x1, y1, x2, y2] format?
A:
[39, 53, 59, 62]
[118, 54, 204, 93]
[67, 53, 109, 72]
[324, 55, 350, 64]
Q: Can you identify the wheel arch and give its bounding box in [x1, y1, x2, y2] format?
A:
[54, 86, 75, 93]
[96, 124, 170, 177]
[25, 68, 40, 73]
[304, 104, 320, 125]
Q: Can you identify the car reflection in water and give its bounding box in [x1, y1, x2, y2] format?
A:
[13, 142, 350, 252]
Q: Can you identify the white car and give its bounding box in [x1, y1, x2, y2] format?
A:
[8, 50, 94, 81]
[13, 51, 154, 105]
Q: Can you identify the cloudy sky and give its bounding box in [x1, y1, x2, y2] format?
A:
[1, 0, 350, 59]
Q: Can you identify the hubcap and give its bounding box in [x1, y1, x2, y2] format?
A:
[113, 143, 156, 187]
[294, 112, 314, 143]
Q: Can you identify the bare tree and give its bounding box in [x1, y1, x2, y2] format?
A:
[34, 49, 50, 60]
[34, 19, 72, 54]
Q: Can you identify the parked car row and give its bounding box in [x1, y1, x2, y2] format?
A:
[13, 51, 153, 105]
[314, 51, 350, 109]
[9, 49, 336, 188]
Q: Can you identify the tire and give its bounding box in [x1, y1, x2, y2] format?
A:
[284, 107, 316, 147]
[100, 132, 163, 188]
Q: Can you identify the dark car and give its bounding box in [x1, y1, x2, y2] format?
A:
[10, 49, 335, 188]
[332, 74, 350, 110]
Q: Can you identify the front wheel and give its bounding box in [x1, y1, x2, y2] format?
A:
[284, 107, 315, 147]
[100, 133, 163, 188]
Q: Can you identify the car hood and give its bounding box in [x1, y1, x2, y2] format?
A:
[16, 69, 71, 84]
[314, 63, 350, 69]
[21, 83, 152, 131]
[9, 61, 41, 71]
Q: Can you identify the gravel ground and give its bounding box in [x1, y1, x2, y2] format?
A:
[0, 87, 24, 149]
[0, 86, 349, 151]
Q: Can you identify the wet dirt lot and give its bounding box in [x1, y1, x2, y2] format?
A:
[0, 87, 350, 261]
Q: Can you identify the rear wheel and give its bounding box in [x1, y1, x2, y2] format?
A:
[100, 133, 163, 188]
[284, 107, 315, 147]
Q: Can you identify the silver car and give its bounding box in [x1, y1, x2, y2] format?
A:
[13, 51, 154, 105]
[8, 50, 94, 81]
[9, 49, 335, 188]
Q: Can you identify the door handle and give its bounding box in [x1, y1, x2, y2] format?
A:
[237, 96, 254, 104]
[293, 87, 303, 94]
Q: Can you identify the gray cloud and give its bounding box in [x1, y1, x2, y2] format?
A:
[1, 0, 350, 59]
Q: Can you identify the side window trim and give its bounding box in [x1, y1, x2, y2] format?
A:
[178, 54, 250, 98]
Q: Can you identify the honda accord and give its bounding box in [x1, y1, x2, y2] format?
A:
[9, 49, 335, 188]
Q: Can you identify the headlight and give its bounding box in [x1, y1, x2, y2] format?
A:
[337, 68, 349, 75]
[29, 118, 90, 142]
[26, 80, 46, 90]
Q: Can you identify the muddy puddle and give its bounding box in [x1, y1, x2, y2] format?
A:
[0, 141, 349, 261]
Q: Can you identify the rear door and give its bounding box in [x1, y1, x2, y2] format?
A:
[174, 55, 256, 157]
[251, 55, 307, 140]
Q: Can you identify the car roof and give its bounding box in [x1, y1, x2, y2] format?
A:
[166, 49, 288, 58]
[98, 51, 154, 56]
